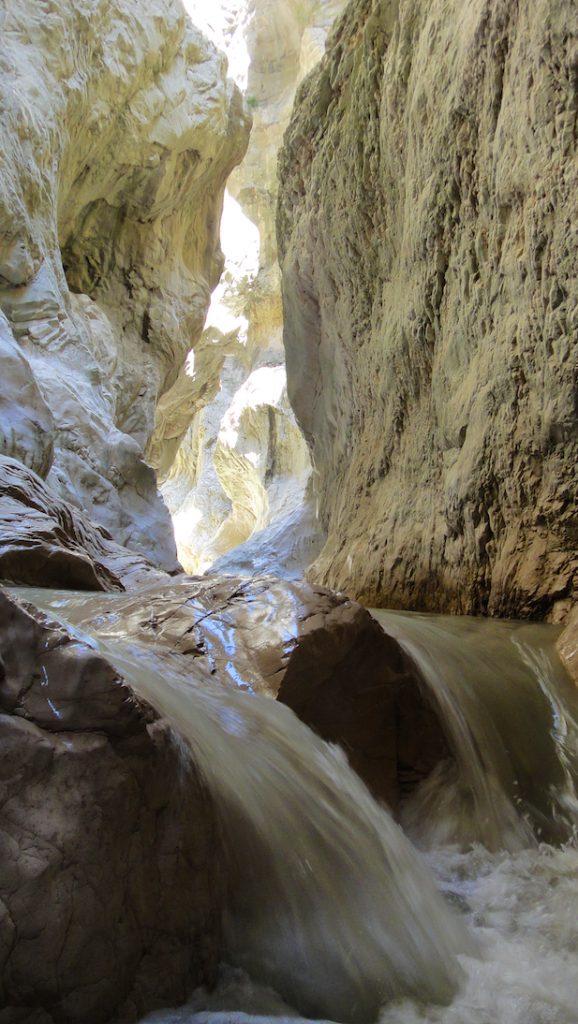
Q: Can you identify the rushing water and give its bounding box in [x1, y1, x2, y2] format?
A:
[372, 610, 578, 852]
[15, 589, 578, 1024]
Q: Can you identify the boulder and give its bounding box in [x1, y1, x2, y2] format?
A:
[51, 575, 451, 809]
[0, 589, 224, 1024]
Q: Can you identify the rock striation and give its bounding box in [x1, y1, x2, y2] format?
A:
[278, 0, 578, 618]
[0, 0, 249, 570]
[0, 588, 223, 1024]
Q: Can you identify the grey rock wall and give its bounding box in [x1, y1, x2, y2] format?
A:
[278, 0, 578, 618]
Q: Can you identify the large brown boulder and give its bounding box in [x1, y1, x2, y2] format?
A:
[277, 598, 451, 809]
[47, 576, 451, 811]
[0, 589, 224, 1024]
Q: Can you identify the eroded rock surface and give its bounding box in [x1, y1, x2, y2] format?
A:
[0, 455, 167, 591]
[278, 0, 578, 618]
[0, 0, 249, 569]
[50, 575, 450, 809]
[0, 589, 223, 1024]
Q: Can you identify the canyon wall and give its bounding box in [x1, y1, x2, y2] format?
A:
[0, 0, 249, 570]
[159, 0, 343, 574]
[278, 0, 578, 618]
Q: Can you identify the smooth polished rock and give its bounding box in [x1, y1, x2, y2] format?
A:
[0, 455, 168, 591]
[49, 575, 451, 809]
[0, 589, 224, 1024]
[159, 0, 346, 576]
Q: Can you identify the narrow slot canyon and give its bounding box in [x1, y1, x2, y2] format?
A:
[0, 2, 577, 1024]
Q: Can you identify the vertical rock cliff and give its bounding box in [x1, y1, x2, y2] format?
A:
[278, 0, 578, 618]
[0, 0, 249, 570]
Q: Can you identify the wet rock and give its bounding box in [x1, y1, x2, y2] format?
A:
[276, 598, 450, 809]
[54, 576, 451, 809]
[0, 589, 224, 1024]
[0, 455, 168, 591]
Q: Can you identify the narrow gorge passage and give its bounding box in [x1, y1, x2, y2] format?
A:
[0, 0, 577, 1023]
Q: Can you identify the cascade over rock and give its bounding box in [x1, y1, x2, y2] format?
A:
[0, 579, 454, 1021]
[0, 589, 224, 1023]
[278, 0, 578, 618]
[30, 575, 448, 810]
[0, 0, 249, 570]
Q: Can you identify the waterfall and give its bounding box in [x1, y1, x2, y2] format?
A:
[371, 610, 578, 851]
[14, 589, 578, 1024]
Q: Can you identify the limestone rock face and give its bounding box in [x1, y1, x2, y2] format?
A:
[0, 589, 223, 1024]
[278, 0, 578, 618]
[0, 0, 249, 570]
[0, 455, 167, 591]
[164, 363, 311, 573]
[53, 576, 450, 809]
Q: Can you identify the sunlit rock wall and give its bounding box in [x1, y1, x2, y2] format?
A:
[160, 0, 344, 575]
[0, 0, 249, 570]
[278, 0, 578, 618]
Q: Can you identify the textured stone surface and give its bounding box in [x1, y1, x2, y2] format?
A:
[208, 480, 325, 580]
[278, 0, 578, 619]
[0, 455, 167, 591]
[0, 589, 223, 1024]
[0, 0, 249, 570]
[52, 575, 450, 809]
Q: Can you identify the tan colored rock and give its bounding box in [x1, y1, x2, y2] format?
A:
[0, 589, 223, 1024]
[0, 0, 249, 570]
[0, 455, 167, 591]
[278, 0, 578, 618]
[55, 575, 450, 809]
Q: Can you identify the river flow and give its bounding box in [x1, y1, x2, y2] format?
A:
[14, 588, 578, 1024]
